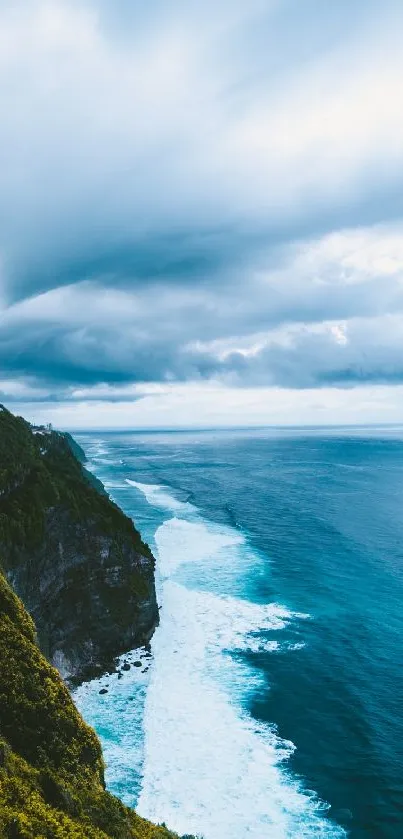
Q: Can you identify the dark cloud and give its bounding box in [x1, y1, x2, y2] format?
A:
[219, 317, 403, 388]
[2, 275, 403, 395]
[1, 0, 403, 403]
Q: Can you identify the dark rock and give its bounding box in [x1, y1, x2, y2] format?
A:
[99, 688, 108, 695]
[133, 660, 142, 667]
[122, 662, 131, 671]
[0, 406, 159, 686]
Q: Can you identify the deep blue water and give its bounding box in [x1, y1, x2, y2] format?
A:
[74, 428, 403, 839]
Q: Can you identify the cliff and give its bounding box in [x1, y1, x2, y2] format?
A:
[0, 571, 182, 839]
[0, 406, 159, 684]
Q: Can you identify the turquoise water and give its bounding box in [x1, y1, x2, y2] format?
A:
[74, 428, 403, 839]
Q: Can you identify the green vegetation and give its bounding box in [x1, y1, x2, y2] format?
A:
[62, 432, 87, 464]
[0, 406, 151, 560]
[0, 406, 197, 836]
[0, 406, 157, 682]
[0, 572, 183, 838]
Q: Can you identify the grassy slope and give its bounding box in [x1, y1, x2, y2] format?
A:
[0, 406, 152, 563]
[0, 407, 195, 837]
[0, 406, 158, 681]
[0, 573, 182, 839]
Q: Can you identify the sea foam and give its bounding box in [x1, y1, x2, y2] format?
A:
[77, 464, 345, 839]
[74, 649, 151, 802]
[126, 479, 196, 514]
[129, 482, 345, 839]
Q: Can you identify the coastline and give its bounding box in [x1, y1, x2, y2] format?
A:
[76, 435, 346, 839]
[0, 406, 160, 686]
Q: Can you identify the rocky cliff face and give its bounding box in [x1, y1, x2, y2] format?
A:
[0, 406, 159, 684]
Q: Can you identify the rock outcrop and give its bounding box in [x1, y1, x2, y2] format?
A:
[0, 405, 159, 684]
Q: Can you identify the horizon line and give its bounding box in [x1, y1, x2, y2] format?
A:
[59, 422, 403, 433]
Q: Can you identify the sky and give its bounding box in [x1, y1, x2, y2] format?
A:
[1, 0, 403, 428]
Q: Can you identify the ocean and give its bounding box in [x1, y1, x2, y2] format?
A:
[74, 428, 403, 839]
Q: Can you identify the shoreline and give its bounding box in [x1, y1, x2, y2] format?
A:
[77, 446, 345, 839]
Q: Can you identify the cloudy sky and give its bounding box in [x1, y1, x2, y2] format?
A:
[1, 0, 403, 428]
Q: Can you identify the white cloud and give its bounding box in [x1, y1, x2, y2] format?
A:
[12, 381, 403, 429]
[1, 1, 403, 298]
[1, 220, 403, 395]
[1, 1, 403, 423]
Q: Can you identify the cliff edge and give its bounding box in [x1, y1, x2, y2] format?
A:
[0, 571, 181, 839]
[0, 406, 159, 684]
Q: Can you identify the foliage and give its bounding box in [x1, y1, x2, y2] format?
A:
[0, 406, 196, 837]
[0, 573, 185, 839]
[0, 405, 152, 561]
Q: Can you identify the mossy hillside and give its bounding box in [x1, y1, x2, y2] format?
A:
[62, 432, 87, 464]
[0, 411, 37, 495]
[0, 574, 102, 783]
[0, 406, 158, 682]
[0, 573, 184, 839]
[0, 407, 151, 558]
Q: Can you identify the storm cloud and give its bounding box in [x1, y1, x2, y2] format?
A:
[1, 0, 403, 422]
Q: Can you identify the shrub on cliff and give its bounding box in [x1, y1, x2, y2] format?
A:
[0, 405, 152, 558]
[0, 572, 185, 839]
[0, 405, 157, 682]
